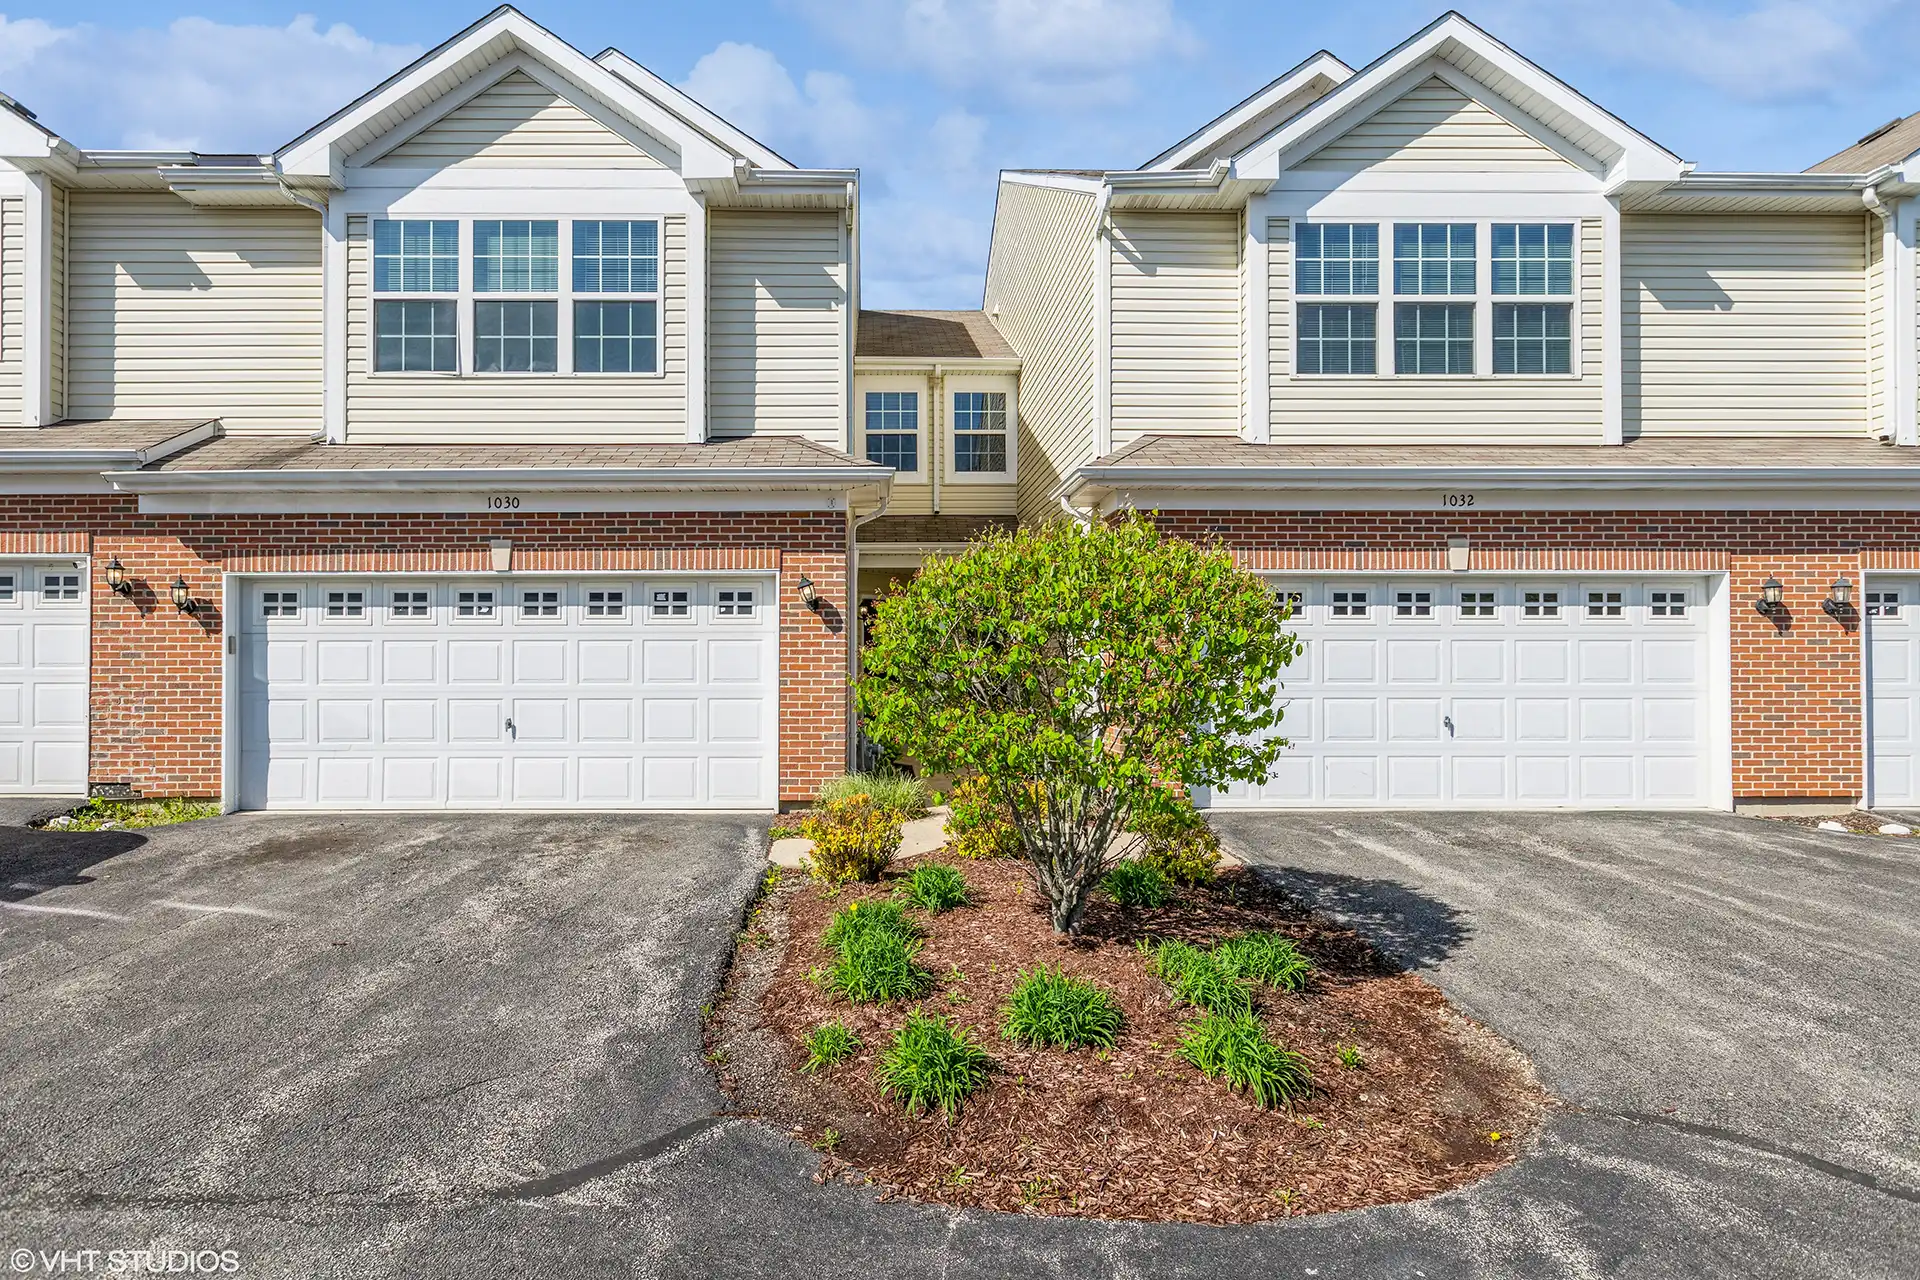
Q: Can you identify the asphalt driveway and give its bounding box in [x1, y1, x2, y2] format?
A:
[0, 808, 1915, 1278]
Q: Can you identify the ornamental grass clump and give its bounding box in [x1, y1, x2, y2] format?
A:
[801, 793, 905, 884]
[819, 771, 930, 819]
[821, 899, 920, 953]
[825, 928, 934, 1004]
[1213, 932, 1314, 993]
[801, 1021, 862, 1073]
[899, 861, 971, 914]
[1001, 968, 1124, 1050]
[1146, 940, 1254, 1018]
[1101, 859, 1173, 909]
[1175, 1011, 1314, 1108]
[876, 1011, 993, 1118]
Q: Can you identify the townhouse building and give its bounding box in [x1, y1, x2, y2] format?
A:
[986, 12, 1920, 812]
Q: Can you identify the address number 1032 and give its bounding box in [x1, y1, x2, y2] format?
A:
[1440, 493, 1476, 509]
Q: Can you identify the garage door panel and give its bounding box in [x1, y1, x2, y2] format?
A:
[1643, 639, 1700, 683]
[1644, 756, 1700, 801]
[1577, 640, 1633, 684]
[1516, 755, 1573, 801]
[1323, 699, 1376, 742]
[1644, 699, 1699, 743]
[1451, 698, 1504, 740]
[1515, 640, 1570, 682]
[1451, 640, 1505, 682]
[0, 625, 20, 667]
[1387, 699, 1442, 741]
[1388, 755, 1443, 801]
[0, 685, 20, 726]
[0, 563, 89, 795]
[1324, 756, 1379, 800]
[31, 623, 87, 668]
[1579, 699, 1633, 742]
[1868, 581, 1920, 806]
[1321, 640, 1377, 682]
[241, 576, 776, 810]
[1516, 698, 1571, 742]
[1451, 756, 1507, 801]
[1580, 756, 1635, 800]
[1387, 641, 1442, 683]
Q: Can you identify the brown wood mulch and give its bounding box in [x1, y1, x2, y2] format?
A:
[707, 858, 1547, 1224]
[1763, 811, 1914, 836]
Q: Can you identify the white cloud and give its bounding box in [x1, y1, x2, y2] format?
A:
[680, 41, 883, 162]
[786, 0, 1199, 106]
[0, 14, 419, 150]
[1480, 0, 1895, 101]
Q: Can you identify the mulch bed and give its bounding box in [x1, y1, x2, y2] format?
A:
[1763, 811, 1914, 837]
[707, 857, 1547, 1224]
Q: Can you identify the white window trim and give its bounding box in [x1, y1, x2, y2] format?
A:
[368, 215, 664, 380]
[711, 582, 763, 623]
[944, 377, 1017, 485]
[1288, 217, 1582, 382]
[857, 383, 927, 484]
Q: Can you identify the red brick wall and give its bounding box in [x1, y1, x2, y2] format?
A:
[0, 496, 851, 803]
[1147, 509, 1918, 802]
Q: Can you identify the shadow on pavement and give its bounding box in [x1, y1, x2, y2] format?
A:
[1, 829, 149, 904]
[1247, 863, 1471, 970]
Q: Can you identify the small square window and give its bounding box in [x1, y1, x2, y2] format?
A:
[650, 588, 691, 620]
[586, 589, 626, 618]
[1395, 589, 1433, 618]
[1650, 590, 1689, 618]
[391, 589, 430, 618]
[324, 589, 365, 618]
[1331, 589, 1370, 618]
[456, 589, 496, 618]
[716, 588, 757, 618]
[1586, 590, 1624, 619]
[41, 572, 81, 601]
[261, 590, 299, 618]
[1459, 590, 1496, 618]
[0, 573, 16, 603]
[1274, 589, 1304, 614]
[1522, 590, 1561, 619]
[520, 589, 560, 618]
[1866, 591, 1901, 618]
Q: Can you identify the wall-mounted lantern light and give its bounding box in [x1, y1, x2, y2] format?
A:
[1823, 578, 1853, 619]
[104, 557, 131, 596]
[1754, 577, 1785, 617]
[170, 576, 198, 615]
[796, 575, 820, 610]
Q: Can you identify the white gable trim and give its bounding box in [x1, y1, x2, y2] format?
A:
[1143, 51, 1353, 172]
[347, 55, 679, 170]
[594, 49, 791, 171]
[1233, 13, 1682, 185]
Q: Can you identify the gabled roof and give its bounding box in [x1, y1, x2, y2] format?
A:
[1141, 51, 1353, 171]
[593, 48, 791, 171]
[857, 311, 1017, 361]
[275, 6, 740, 184]
[1231, 11, 1683, 184]
[1809, 110, 1920, 175]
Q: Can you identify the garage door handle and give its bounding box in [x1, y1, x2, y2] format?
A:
[1444, 715, 1454, 737]
[505, 717, 517, 740]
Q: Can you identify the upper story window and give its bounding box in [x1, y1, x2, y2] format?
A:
[864, 391, 919, 473]
[473, 221, 559, 374]
[1295, 223, 1378, 296]
[1492, 223, 1574, 376]
[373, 219, 459, 373]
[374, 219, 459, 293]
[1393, 224, 1476, 296]
[952, 391, 1008, 475]
[572, 220, 660, 375]
[1298, 304, 1376, 375]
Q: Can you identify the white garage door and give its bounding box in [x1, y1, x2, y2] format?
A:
[1212, 577, 1713, 809]
[238, 577, 777, 810]
[1866, 579, 1920, 806]
[0, 562, 89, 795]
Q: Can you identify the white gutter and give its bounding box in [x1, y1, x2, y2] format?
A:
[107, 464, 892, 495]
[0, 420, 219, 471]
[1071, 463, 1920, 493]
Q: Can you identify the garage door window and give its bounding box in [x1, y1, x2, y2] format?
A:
[1331, 589, 1370, 618]
[520, 589, 561, 619]
[1867, 590, 1901, 618]
[648, 588, 691, 621]
[1394, 589, 1433, 619]
[1458, 589, 1495, 619]
[391, 589, 431, 619]
[0, 572, 14, 603]
[716, 588, 757, 619]
[1650, 590, 1688, 618]
[261, 590, 299, 618]
[324, 589, 366, 619]
[585, 589, 627, 619]
[1585, 589, 1625, 620]
[1522, 589, 1561, 619]
[455, 589, 496, 620]
[41, 572, 81, 602]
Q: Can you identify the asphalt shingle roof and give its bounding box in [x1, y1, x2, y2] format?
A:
[1088, 435, 1920, 470]
[0, 419, 214, 452]
[150, 435, 882, 472]
[1808, 110, 1920, 173]
[856, 310, 1017, 360]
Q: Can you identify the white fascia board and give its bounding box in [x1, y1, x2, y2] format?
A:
[106, 465, 891, 496]
[128, 489, 871, 516]
[1232, 13, 1684, 185]
[855, 357, 1021, 373]
[999, 171, 1104, 195]
[593, 48, 792, 170]
[1144, 52, 1354, 171]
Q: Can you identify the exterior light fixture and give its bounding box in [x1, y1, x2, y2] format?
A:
[1754, 577, 1785, 617]
[1824, 578, 1853, 619]
[104, 557, 131, 596]
[170, 576, 197, 614]
[796, 575, 820, 610]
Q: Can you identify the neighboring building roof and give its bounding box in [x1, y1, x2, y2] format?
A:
[0, 420, 216, 453]
[1808, 110, 1920, 173]
[1086, 436, 1920, 471]
[857, 310, 1017, 360]
[146, 435, 880, 473]
[856, 514, 1015, 545]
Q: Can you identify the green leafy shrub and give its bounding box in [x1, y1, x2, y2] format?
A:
[1213, 932, 1313, 993]
[1133, 797, 1223, 887]
[801, 793, 905, 884]
[899, 861, 970, 914]
[1146, 940, 1253, 1017]
[1001, 967, 1124, 1050]
[1176, 1012, 1313, 1107]
[876, 1011, 993, 1117]
[1101, 859, 1173, 909]
[1335, 1044, 1365, 1070]
[45, 797, 219, 832]
[819, 771, 930, 818]
[825, 929, 934, 1004]
[821, 899, 920, 953]
[801, 1021, 862, 1072]
[944, 774, 1022, 860]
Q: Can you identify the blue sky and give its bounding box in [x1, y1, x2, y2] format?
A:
[2, 2, 1917, 308]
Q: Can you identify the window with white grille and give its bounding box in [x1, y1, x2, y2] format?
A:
[520, 589, 560, 618]
[1522, 589, 1560, 619]
[1650, 590, 1688, 618]
[391, 589, 430, 618]
[0, 573, 15, 603]
[455, 589, 496, 619]
[261, 590, 300, 618]
[324, 589, 365, 619]
[41, 572, 81, 602]
[1866, 590, 1902, 619]
[1586, 589, 1624, 619]
[586, 589, 626, 618]
[649, 588, 691, 620]
[1331, 589, 1370, 618]
[716, 588, 756, 619]
[1395, 589, 1433, 618]
[1458, 589, 1496, 619]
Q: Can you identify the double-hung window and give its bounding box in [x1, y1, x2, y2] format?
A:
[1294, 223, 1378, 375]
[373, 219, 459, 372]
[472, 220, 559, 373]
[864, 391, 919, 473]
[1492, 223, 1574, 375]
[572, 220, 660, 374]
[952, 391, 1009, 475]
[1393, 223, 1476, 375]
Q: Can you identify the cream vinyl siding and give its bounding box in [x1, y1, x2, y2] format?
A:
[1623, 214, 1867, 437]
[1110, 213, 1242, 443]
[345, 213, 688, 443]
[368, 70, 667, 169]
[67, 194, 322, 434]
[0, 199, 20, 422]
[48, 183, 64, 417]
[1298, 77, 1581, 172]
[1868, 220, 1885, 436]
[1266, 216, 1603, 443]
[852, 370, 1017, 518]
[983, 180, 1100, 524]
[708, 210, 846, 445]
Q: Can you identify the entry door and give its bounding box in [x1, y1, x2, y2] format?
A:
[239, 577, 777, 810]
[0, 563, 89, 794]
[1211, 577, 1712, 808]
[1867, 579, 1920, 806]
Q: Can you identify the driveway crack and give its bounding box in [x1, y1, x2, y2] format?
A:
[489, 1115, 729, 1201]
[1600, 1109, 1920, 1204]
